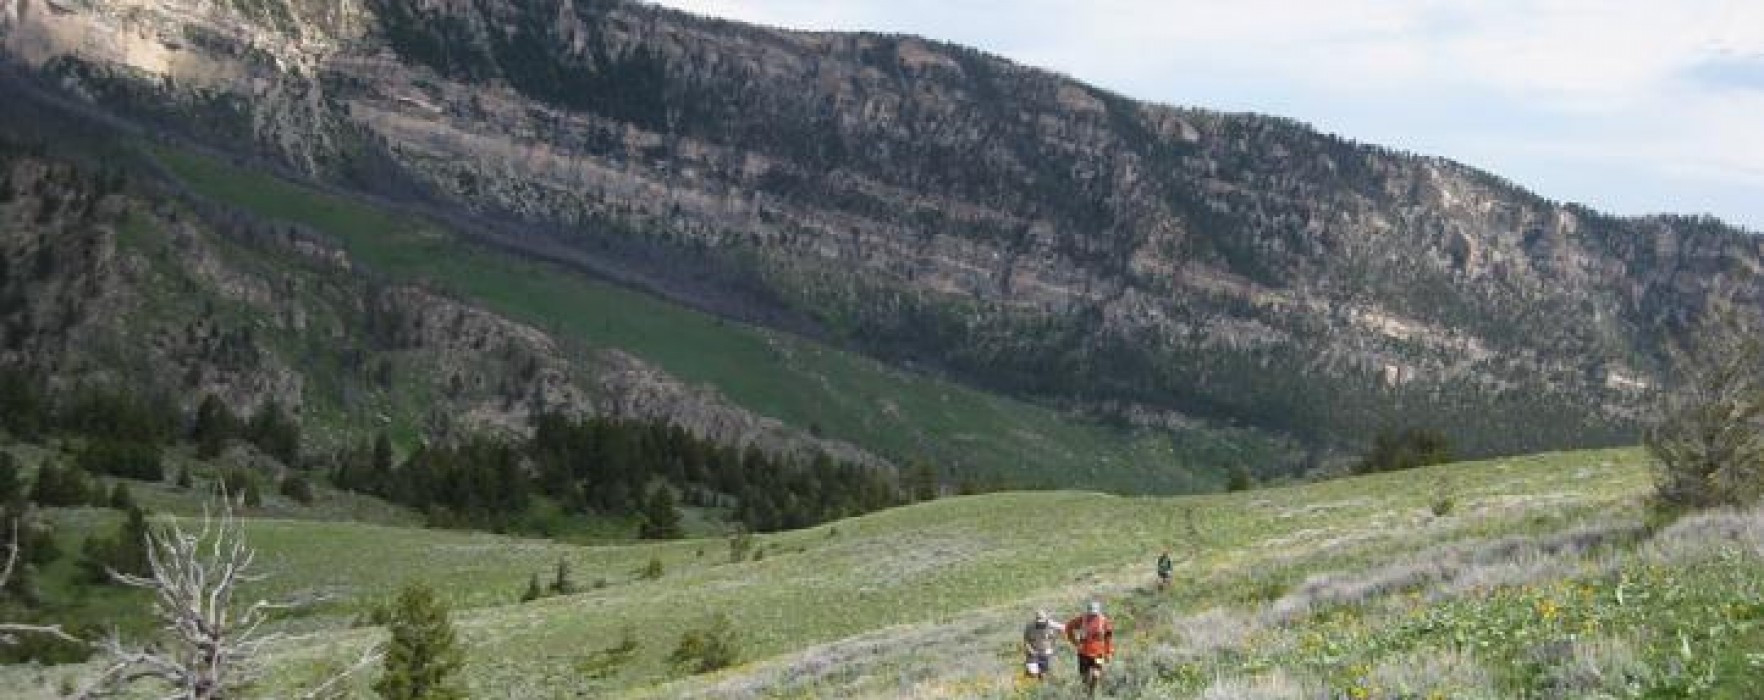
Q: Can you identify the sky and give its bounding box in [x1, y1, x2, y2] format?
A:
[650, 0, 1764, 232]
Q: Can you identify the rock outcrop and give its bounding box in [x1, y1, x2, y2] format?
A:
[7, 0, 1761, 455]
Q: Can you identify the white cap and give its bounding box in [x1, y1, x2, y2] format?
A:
[1086, 600, 1102, 615]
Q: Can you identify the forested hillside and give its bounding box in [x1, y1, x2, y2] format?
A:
[6, 0, 1759, 467]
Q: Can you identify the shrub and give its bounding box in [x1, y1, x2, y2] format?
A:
[639, 556, 664, 580]
[668, 613, 739, 674]
[579, 626, 640, 680]
[1431, 476, 1456, 517]
[1355, 428, 1453, 474]
[1226, 465, 1254, 492]
[279, 473, 315, 505]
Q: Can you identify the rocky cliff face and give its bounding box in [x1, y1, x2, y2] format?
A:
[6, 0, 1760, 456]
[0, 145, 883, 465]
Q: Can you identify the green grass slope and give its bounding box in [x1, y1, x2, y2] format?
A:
[17, 447, 1758, 699]
[146, 146, 1289, 494]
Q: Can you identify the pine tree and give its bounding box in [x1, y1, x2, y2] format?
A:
[373, 432, 395, 472]
[192, 394, 238, 460]
[30, 461, 91, 507]
[907, 461, 939, 502]
[113, 506, 151, 577]
[1648, 311, 1764, 511]
[1226, 465, 1254, 492]
[374, 583, 465, 700]
[549, 557, 575, 595]
[246, 401, 301, 465]
[0, 452, 19, 503]
[638, 485, 683, 540]
[79, 506, 151, 584]
[108, 482, 135, 510]
[520, 572, 543, 603]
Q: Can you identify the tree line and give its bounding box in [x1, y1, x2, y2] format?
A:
[330, 412, 905, 536]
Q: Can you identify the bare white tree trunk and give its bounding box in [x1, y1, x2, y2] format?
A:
[0, 517, 85, 647]
[4, 502, 380, 699]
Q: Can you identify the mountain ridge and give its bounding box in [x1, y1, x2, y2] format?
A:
[4, 0, 1761, 465]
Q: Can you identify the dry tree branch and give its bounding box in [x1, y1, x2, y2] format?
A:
[0, 517, 89, 647]
[66, 500, 382, 699]
[1, 517, 15, 585]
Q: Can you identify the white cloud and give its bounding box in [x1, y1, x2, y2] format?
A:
[647, 0, 1764, 229]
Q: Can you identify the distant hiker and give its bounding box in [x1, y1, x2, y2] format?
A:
[1021, 610, 1060, 681]
[1064, 600, 1114, 697]
[1156, 550, 1174, 590]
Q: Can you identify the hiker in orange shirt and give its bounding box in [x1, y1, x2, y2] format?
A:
[1064, 600, 1114, 697]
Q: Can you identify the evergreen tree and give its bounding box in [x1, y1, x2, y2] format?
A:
[29, 461, 91, 507]
[191, 394, 238, 460]
[1648, 312, 1764, 511]
[108, 482, 135, 510]
[0, 369, 45, 439]
[0, 510, 55, 606]
[246, 401, 301, 465]
[374, 583, 466, 700]
[78, 506, 151, 584]
[638, 485, 684, 540]
[549, 557, 575, 595]
[907, 461, 939, 502]
[373, 432, 395, 472]
[0, 452, 19, 503]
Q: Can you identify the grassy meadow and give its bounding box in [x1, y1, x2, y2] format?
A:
[12, 446, 1760, 698]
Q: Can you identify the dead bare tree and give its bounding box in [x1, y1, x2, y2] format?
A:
[4, 500, 379, 698]
[71, 500, 383, 699]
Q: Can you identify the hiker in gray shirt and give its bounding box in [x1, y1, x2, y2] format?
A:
[1021, 609, 1061, 680]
